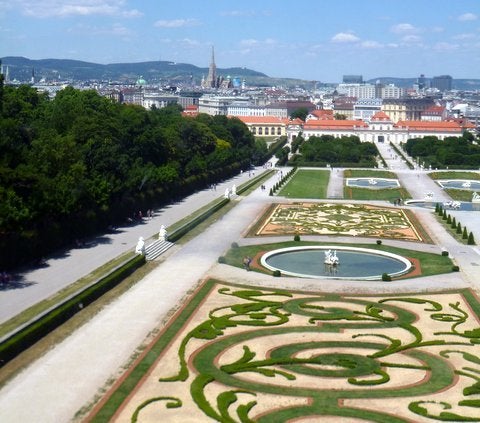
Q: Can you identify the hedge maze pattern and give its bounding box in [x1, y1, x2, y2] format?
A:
[101, 281, 480, 422]
[255, 203, 423, 241]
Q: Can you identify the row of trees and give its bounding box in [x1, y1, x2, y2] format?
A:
[403, 133, 480, 169]
[288, 135, 379, 167]
[0, 84, 268, 269]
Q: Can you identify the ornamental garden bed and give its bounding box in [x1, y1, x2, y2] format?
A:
[88, 280, 480, 422]
[250, 203, 430, 243]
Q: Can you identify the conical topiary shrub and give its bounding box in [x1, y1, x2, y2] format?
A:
[468, 232, 475, 245]
[463, 227, 468, 239]
[457, 222, 462, 234]
[451, 217, 456, 229]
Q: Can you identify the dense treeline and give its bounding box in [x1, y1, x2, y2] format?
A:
[0, 85, 267, 269]
[403, 133, 480, 169]
[289, 135, 378, 167]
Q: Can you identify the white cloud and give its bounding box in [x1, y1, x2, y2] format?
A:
[331, 32, 360, 43]
[452, 33, 476, 40]
[434, 42, 459, 51]
[458, 13, 477, 21]
[68, 22, 133, 37]
[15, 0, 143, 18]
[391, 23, 418, 34]
[154, 18, 199, 28]
[240, 39, 259, 47]
[220, 10, 256, 17]
[361, 40, 383, 49]
[401, 35, 422, 44]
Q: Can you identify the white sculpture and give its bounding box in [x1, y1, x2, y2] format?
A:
[462, 181, 472, 188]
[444, 201, 461, 209]
[159, 225, 168, 241]
[324, 250, 339, 266]
[231, 184, 237, 195]
[224, 188, 230, 199]
[472, 192, 480, 203]
[424, 191, 434, 200]
[135, 237, 145, 255]
[368, 178, 377, 185]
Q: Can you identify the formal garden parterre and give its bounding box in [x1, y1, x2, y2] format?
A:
[89, 280, 480, 422]
[252, 203, 427, 242]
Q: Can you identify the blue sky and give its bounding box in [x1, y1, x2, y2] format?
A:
[1, 0, 479, 82]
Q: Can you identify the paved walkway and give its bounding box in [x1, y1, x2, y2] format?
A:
[1, 151, 480, 422]
[0, 168, 267, 324]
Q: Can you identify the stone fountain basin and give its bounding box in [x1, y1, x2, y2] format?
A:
[261, 246, 412, 280]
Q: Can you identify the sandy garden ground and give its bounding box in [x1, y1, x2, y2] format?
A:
[91, 280, 480, 422]
[253, 203, 424, 242]
[85, 199, 480, 422]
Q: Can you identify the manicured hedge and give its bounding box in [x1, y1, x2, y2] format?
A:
[0, 254, 145, 365]
[167, 198, 230, 242]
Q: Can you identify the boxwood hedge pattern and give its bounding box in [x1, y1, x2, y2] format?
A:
[90, 280, 480, 422]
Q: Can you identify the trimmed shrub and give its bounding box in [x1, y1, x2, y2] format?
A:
[381, 273, 392, 281]
[435, 203, 439, 213]
[463, 227, 468, 239]
[468, 232, 475, 245]
[442, 210, 447, 220]
[273, 270, 282, 277]
[446, 214, 452, 224]
[441, 250, 449, 257]
[452, 265, 460, 272]
[376, 240, 382, 245]
[457, 222, 462, 234]
[0, 254, 145, 365]
[451, 217, 457, 229]
[231, 242, 239, 249]
[294, 234, 301, 242]
[218, 256, 226, 263]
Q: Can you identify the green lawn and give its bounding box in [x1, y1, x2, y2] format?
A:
[278, 169, 330, 199]
[344, 169, 398, 179]
[429, 171, 480, 180]
[224, 241, 453, 278]
[344, 186, 411, 202]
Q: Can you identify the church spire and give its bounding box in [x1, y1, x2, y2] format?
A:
[203, 45, 217, 88]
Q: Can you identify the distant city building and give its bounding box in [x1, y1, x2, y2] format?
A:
[287, 111, 473, 144]
[235, 116, 289, 138]
[382, 98, 435, 122]
[142, 93, 178, 109]
[421, 105, 447, 121]
[337, 83, 376, 99]
[343, 75, 363, 84]
[178, 92, 202, 109]
[431, 75, 453, 92]
[333, 96, 356, 119]
[202, 46, 217, 89]
[353, 98, 382, 120]
[417, 74, 427, 90]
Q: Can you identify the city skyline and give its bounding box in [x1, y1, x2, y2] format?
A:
[1, 0, 479, 82]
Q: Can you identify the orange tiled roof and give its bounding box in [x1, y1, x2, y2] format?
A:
[310, 109, 334, 119]
[370, 111, 392, 121]
[233, 116, 288, 125]
[304, 119, 368, 130]
[394, 120, 462, 132]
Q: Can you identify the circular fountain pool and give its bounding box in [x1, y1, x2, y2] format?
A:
[261, 246, 411, 280]
[346, 178, 400, 189]
[437, 180, 480, 190]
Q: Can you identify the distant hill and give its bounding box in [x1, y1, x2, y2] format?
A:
[0, 56, 268, 85]
[366, 77, 480, 91]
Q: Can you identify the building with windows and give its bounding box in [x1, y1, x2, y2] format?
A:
[353, 98, 382, 120]
[431, 75, 453, 92]
[235, 116, 290, 138]
[286, 111, 471, 145]
[382, 98, 435, 122]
